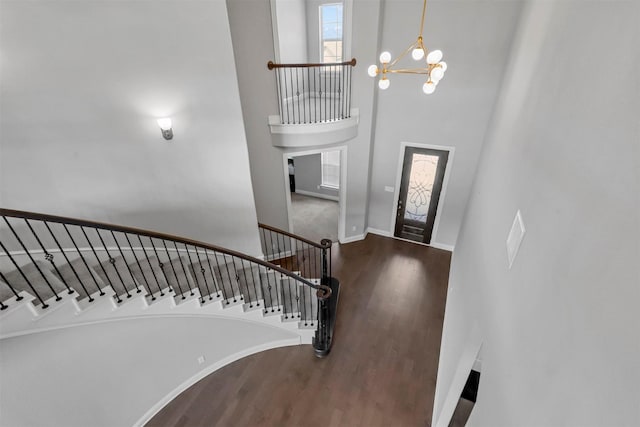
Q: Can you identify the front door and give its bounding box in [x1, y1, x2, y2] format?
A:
[394, 147, 449, 243]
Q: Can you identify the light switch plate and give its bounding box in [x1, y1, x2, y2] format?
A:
[506, 210, 525, 269]
[384, 186, 394, 192]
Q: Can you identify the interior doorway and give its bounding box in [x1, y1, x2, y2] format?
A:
[393, 146, 450, 244]
[284, 147, 346, 244]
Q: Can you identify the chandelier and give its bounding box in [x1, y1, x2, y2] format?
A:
[367, 0, 447, 94]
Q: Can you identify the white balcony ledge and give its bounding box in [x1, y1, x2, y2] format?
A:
[268, 108, 359, 148]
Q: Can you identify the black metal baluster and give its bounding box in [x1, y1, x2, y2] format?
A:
[239, 259, 253, 307]
[330, 65, 334, 121]
[312, 67, 317, 123]
[163, 240, 183, 297]
[280, 272, 288, 318]
[131, 233, 163, 301]
[274, 267, 282, 312]
[283, 68, 290, 124]
[346, 64, 350, 118]
[277, 231, 283, 260]
[259, 227, 267, 256]
[307, 68, 312, 123]
[292, 238, 299, 276]
[0, 240, 48, 307]
[265, 267, 275, 313]
[342, 63, 347, 119]
[302, 277, 309, 325]
[173, 241, 193, 297]
[221, 255, 237, 303]
[287, 275, 294, 318]
[162, 240, 182, 296]
[275, 68, 284, 123]
[302, 68, 307, 123]
[324, 65, 327, 122]
[203, 249, 221, 298]
[3, 217, 61, 303]
[295, 68, 301, 124]
[212, 252, 229, 303]
[111, 231, 141, 295]
[81, 226, 121, 303]
[337, 65, 341, 119]
[45, 222, 89, 299]
[63, 224, 102, 299]
[310, 243, 317, 280]
[339, 64, 343, 119]
[248, 260, 259, 306]
[183, 244, 203, 302]
[267, 229, 275, 261]
[315, 245, 321, 280]
[251, 264, 261, 307]
[194, 248, 212, 302]
[232, 257, 244, 301]
[149, 238, 168, 296]
[24, 219, 73, 294]
[94, 228, 131, 300]
[295, 275, 301, 319]
[301, 242, 308, 278]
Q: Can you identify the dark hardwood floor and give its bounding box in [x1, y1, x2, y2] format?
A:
[148, 234, 451, 427]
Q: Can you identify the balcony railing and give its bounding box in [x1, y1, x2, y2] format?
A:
[268, 58, 356, 125]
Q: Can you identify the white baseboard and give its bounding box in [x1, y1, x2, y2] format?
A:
[430, 242, 455, 252]
[366, 227, 392, 237]
[339, 233, 365, 244]
[293, 189, 339, 202]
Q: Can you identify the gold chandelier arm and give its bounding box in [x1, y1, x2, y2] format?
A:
[387, 68, 431, 75]
[419, 0, 428, 37]
[387, 40, 418, 69]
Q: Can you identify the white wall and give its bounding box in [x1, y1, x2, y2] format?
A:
[0, 316, 299, 427]
[433, 1, 640, 426]
[292, 153, 339, 198]
[227, 0, 291, 231]
[305, 0, 324, 62]
[366, 0, 522, 247]
[274, 0, 309, 63]
[0, 0, 261, 256]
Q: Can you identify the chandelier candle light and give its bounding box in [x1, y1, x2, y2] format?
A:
[367, 0, 447, 94]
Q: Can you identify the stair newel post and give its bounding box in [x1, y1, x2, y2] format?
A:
[313, 287, 331, 358]
[320, 239, 332, 287]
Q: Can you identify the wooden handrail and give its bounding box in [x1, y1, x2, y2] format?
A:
[0, 208, 331, 299]
[267, 58, 356, 70]
[258, 222, 332, 249]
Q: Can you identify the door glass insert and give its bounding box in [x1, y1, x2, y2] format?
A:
[394, 147, 449, 244]
[404, 154, 439, 222]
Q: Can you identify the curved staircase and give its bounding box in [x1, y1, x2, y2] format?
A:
[0, 209, 340, 425]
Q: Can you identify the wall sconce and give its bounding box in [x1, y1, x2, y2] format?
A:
[157, 118, 173, 140]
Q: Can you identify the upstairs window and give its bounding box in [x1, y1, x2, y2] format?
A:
[321, 151, 340, 189]
[320, 3, 343, 63]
